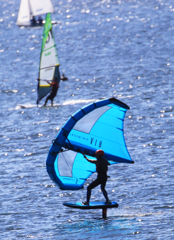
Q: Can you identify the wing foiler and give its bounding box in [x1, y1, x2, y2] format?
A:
[46, 97, 134, 190]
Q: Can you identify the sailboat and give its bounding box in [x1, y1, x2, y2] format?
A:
[37, 13, 60, 105]
[16, 0, 56, 27]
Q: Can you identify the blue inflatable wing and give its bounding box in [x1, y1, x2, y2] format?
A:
[46, 97, 134, 190]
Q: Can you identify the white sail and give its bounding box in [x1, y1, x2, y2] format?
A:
[29, 0, 54, 17]
[16, 0, 54, 26]
[17, 0, 31, 25]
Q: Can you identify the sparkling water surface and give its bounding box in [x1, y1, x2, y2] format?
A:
[0, 0, 174, 239]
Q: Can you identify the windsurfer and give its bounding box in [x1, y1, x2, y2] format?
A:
[44, 77, 59, 106]
[82, 150, 111, 205]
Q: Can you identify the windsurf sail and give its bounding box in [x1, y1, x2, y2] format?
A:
[16, 0, 54, 26]
[46, 98, 134, 190]
[37, 13, 60, 104]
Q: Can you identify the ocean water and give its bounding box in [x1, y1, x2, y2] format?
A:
[0, 0, 174, 239]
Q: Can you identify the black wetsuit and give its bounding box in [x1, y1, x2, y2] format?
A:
[47, 82, 59, 100]
[44, 81, 59, 106]
[87, 157, 110, 202]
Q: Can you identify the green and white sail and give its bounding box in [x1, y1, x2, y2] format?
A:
[37, 13, 60, 104]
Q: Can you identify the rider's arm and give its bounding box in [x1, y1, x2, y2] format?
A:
[83, 154, 97, 164]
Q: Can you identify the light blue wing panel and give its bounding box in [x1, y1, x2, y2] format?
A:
[66, 103, 131, 163]
[54, 151, 96, 190]
[46, 98, 133, 190]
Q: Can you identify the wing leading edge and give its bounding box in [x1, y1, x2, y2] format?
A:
[46, 97, 133, 190]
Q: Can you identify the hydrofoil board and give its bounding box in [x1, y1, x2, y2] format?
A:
[63, 201, 118, 209]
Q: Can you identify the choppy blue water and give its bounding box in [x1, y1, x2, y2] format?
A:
[0, 0, 174, 239]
